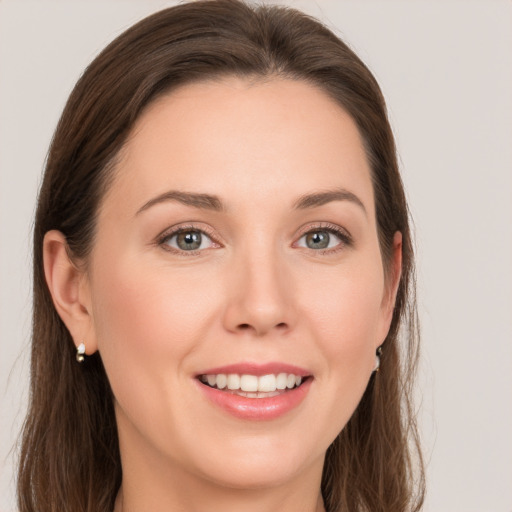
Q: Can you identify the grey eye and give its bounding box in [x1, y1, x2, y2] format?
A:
[164, 230, 213, 251]
[177, 231, 202, 250]
[296, 229, 344, 250]
[305, 231, 330, 249]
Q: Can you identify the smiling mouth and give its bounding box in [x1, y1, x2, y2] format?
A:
[198, 373, 308, 399]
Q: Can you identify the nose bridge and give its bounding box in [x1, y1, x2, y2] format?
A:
[223, 239, 293, 336]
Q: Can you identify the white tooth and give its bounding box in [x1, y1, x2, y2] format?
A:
[240, 374, 258, 392]
[295, 376, 302, 386]
[276, 373, 288, 390]
[227, 374, 240, 390]
[286, 374, 296, 389]
[258, 374, 277, 392]
[239, 391, 257, 398]
[216, 373, 227, 389]
[207, 374, 216, 387]
[200, 375, 208, 383]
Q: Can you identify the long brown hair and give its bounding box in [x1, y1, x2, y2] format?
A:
[18, 1, 425, 511]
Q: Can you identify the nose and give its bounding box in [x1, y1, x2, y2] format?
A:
[222, 248, 295, 337]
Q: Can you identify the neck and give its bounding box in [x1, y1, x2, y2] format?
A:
[115, 486, 326, 512]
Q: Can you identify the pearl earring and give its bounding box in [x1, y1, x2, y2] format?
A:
[374, 346, 382, 372]
[76, 342, 86, 363]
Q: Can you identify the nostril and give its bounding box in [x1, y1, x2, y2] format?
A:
[237, 322, 287, 331]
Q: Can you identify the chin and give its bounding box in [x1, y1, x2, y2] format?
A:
[183, 431, 325, 491]
[198, 459, 313, 491]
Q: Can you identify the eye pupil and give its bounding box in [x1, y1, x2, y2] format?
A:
[306, 231, 329, 249]
[177, 231, 202, 250]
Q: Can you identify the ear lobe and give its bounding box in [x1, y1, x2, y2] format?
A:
[42, 230, 97, 355]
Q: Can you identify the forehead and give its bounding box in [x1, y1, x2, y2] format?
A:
[103, 77, 374, 217]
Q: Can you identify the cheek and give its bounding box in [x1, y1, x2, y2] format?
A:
[92, 255, 211, 343]
[300, 256, 385, 388]
[308, 263, 384, 342]
[87, 251, 229, 466]
[88, 252, 220, 401]
[294, 260, 385, 442]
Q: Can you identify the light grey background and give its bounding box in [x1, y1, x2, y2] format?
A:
[1, 1, 511, 510]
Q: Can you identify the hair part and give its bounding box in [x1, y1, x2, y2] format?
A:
[18, 1, 424, 511]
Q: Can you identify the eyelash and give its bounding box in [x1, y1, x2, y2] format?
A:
[294, 222, 353, 255]
[157, 224, 219, 256]
[157, 222, 352, 256]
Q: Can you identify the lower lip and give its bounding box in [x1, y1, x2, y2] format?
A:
[196, 379, 312, 421]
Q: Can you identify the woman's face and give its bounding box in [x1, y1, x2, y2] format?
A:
[82, 77, 399, 490]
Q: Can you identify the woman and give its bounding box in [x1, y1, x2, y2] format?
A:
[17, 0, 424, 511]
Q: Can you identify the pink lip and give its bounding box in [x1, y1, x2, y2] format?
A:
[196, 362, 311, 377]
[196, 378, 312, 421]
[195, 362, 313, 421]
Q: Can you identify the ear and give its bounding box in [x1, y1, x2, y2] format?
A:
[42, 230, 97, 355]
[377, 231, 402, 346]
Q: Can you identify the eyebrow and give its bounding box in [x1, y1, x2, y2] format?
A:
[293, 188, 367, 215]
[136, 190, 224, 215]
[135, 187, 366, 216]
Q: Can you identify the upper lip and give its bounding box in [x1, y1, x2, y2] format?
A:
[195, 362, 311, 378]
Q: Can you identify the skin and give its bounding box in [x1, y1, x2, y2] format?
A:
[43, 77, 401, 512]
